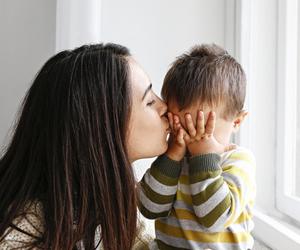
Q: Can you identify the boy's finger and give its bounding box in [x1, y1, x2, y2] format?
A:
[173, 115, 181, 125]
[183, 132, 191, 143]
[196, 110, 205, 139]
[174, 122, 181, 133]
[167, 112, 174, 131]
[175, 121, 189, 137]
[205, 111, 216, 135]
[185, 113, 197, 137]
[177, 128, 185, 145]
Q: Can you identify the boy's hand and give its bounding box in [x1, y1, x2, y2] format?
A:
[183, 110, 236, 156]
[165, 112, 186, 161]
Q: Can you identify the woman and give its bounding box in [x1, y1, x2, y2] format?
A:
[0, 43, 170, 249]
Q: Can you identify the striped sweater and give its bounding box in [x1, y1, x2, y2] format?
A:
[138, 147, 256, 250]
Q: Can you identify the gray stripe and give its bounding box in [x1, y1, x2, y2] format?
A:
[181, 157, 189, 175]
[193, 183, 229, 217]
[206, 207, 231, 231]
[158, 209, 252, 234]
[156, 230, 253, 250]
[222, 172, 245, 189]
[189, 175, 222, 195]
[138, 188, 172, 213]
[144, 169, 178, 195]
[173, 200, 194, 212]
[159, 216, 211, 233]
[156, 231, 192, 249]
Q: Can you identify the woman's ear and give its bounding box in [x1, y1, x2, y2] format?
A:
[233, 110, 248, 132]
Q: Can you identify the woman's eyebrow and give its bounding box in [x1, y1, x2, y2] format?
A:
[142, 83, 152, 101]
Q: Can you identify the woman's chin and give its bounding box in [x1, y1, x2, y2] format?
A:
[153, 140, 168, 157]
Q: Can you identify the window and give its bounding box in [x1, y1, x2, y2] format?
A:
[276, 0, 300, 223]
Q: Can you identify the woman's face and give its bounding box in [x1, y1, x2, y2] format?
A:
[126, 58, 170, 162]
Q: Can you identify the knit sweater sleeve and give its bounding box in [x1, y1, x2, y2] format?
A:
[188, 148, 256, 231]
[137, 154, 182, 219]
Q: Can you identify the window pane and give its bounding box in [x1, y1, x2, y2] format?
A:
[297, 78, 300, 196]
[296, 2, 300, 197]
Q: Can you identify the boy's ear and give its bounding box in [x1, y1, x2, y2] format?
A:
[233, 110, 248, 132]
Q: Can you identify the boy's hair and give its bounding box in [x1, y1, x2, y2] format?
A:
[161, 44, 246, 120]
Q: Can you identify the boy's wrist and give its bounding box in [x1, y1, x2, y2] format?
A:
[166, 149, 184, 161]
[152, 154, 182, 178]
[187, 144, 218, 156]
[166, 143, 186, 161]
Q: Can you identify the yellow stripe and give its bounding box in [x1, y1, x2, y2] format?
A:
[171, 208, 198, 221]
[223, 166, 253, 188]
[170, 208, 252, 225]
[156, 220, 250, 243]
[228, 152, 255, 165]
[235, 211, 253, 224]
[176, 190, 192, 205]
[224, 189, 236, 227]
[176, 180, 254, 227]
[179, 175, 190, 185]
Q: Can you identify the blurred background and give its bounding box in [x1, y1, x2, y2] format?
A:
[1, 0, 300, 249]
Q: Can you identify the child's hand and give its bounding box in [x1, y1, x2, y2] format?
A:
[165, 112, 186, 161]
[183, 110, 236, 156]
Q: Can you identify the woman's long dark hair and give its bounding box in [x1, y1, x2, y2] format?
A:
[0, 43, 137, 250]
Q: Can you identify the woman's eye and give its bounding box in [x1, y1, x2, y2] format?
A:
[147, 100, 156, 106]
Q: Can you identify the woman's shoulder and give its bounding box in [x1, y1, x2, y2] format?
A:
[0, 201, 45, 249]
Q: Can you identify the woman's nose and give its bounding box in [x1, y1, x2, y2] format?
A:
[159, 98, 168, 117]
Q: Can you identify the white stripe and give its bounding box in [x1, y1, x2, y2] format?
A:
[222, 168, 255, 196]
[143, 169, 178, 195]
[160, 216, 211, 232]
[173, 200, 193, 211]
[138, 188, 172, 213]
[222, 159, 255, 180]
[193, 183, 229, 217]
[181, 157, 189, 175]
[190, 175, 222, 195]
[223, 173, 251, 210]
[178, 183, 191, 195]
[223, 172, 245, 189]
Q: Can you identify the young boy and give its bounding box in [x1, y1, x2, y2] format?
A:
[138, 44, 256, 250]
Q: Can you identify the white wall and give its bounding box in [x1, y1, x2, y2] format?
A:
[0, 0, 232, 173]
[101, 0, 227, 95]
[0, 0, 56, 148]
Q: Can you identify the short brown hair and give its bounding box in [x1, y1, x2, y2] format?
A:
[161, 44, 246, 120]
